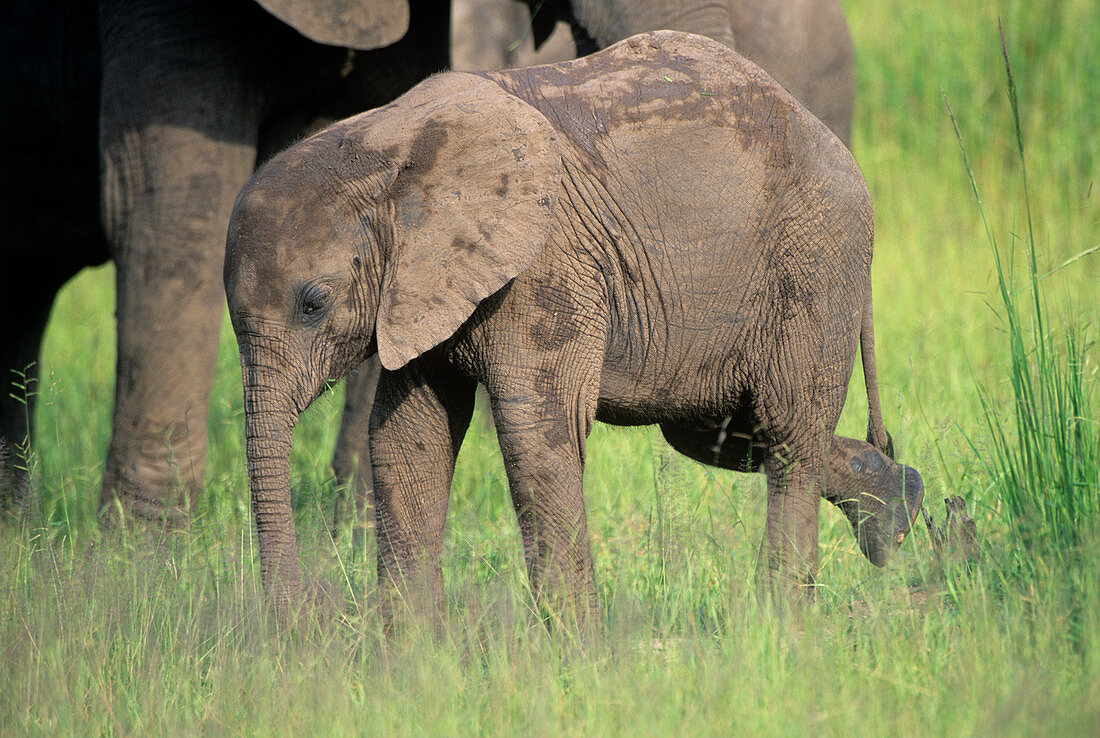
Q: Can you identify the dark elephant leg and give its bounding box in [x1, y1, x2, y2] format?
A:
[331, 357, 381, 545]
[98, 2, 261, 525]
[0, 288, 57, 519]
[371, 358, 476, 629]
[661, 425, 923, 565]
[1, 0, 104, 519]
[1, 201, 103, 524]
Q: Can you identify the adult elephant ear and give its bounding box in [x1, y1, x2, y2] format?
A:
[255, 0, 409, 50]
[358, 73, 563, 371]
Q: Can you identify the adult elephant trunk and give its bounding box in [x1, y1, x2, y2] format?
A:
[240, 340, 304, 614]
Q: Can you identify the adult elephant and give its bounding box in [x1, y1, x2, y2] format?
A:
[553, 0, 856, 146]
[331, 0, 857, 532]
[451, 0, 576, 72]
[0, 0, 449, 523]
[450, 0, 854, 144]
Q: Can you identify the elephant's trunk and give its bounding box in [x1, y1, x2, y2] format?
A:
[240, 337, 303, 614]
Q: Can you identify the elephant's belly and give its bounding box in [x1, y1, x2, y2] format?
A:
[594, 336, 755, 427]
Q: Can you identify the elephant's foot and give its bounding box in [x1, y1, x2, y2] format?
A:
[99, 481, 197, 529]
[826, 436, 924, 567]
[99, 442, 203, 529]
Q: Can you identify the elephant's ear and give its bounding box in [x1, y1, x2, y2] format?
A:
[369, 74, 562, 370]
[255, 0, 409, 50]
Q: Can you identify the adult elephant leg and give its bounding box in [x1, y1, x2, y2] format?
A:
[331, 356, 381, 545]
[98, 8, 260, 525]
[371, 358, 475, 630]
[0, 286, 58, 519]
[2, 0, 104, 519]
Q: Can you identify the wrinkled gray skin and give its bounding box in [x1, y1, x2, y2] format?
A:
[225, 32, 923, 622]
[333, 0, 857, 527]
[0, 0, 448, 523]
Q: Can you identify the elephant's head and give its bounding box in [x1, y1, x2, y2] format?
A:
[223, 73, 562, 607]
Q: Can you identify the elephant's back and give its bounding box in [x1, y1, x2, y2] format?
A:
[486, 31, 832, 154]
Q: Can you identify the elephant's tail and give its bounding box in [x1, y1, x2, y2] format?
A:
[861, 282, 895, 459]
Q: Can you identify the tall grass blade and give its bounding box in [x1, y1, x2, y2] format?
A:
[948, 22, 1099, 570]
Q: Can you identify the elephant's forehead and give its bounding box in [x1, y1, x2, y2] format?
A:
[228, 182, 344, 304]
[235, 183, 337, 252]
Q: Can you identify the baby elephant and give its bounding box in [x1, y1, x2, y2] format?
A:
[224, 30, 923, 622]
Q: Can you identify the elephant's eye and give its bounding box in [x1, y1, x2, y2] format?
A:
[296, 282, 333, 321]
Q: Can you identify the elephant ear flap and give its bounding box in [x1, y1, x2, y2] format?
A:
[374, 74, 562, 370]
[255, 0, 409, 50]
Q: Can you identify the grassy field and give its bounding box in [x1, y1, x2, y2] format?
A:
[3, 0, 1098, 733]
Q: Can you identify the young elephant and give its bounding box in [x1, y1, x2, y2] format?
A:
[224, 31, 923, 620]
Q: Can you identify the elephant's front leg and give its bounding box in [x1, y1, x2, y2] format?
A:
[97, 15, 261, 525]
[331, 356, 382, 547]
[492, 390, 600, 632]
[371, 358, 476, 629]
[486, 338, 603, 632]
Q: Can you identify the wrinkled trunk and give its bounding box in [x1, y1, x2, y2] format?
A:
[241, 346, 303, 613]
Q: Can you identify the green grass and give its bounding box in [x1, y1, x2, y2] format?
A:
[3, 0, 1099, 733]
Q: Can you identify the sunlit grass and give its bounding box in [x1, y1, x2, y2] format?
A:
[947, 25, 1099, 575]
